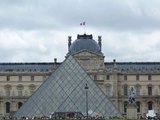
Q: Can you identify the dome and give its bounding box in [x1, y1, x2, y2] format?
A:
[69, 34, 101, 55]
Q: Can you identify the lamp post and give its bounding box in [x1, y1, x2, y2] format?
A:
[85, 83, 89, 119]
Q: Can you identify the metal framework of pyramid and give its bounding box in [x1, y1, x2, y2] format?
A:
[14, 56, 121, 118]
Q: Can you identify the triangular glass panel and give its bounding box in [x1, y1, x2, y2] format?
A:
[14, 55, 121, 118]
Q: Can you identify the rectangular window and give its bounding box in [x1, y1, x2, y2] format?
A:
[6, 90, 10, 97]
[31, 76, 34, 81]
[6, 76, 10, 81]
[148, 86, 152, 96]
[19, 76, 22, 81]
[106, 75, 110, 80]
[136, 75, 139, 80]
[124, 75, 127, 80]
[124, 86, 128, 96]
[18, 90, 23, 96]
[148, 75, 152, 80]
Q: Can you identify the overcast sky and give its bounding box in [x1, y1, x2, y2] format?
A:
[1, 0, 160, 63]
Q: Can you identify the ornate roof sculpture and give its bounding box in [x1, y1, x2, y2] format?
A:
[14, 56, 121, 118]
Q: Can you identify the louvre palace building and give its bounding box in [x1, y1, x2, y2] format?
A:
[0, 33, 160, 117]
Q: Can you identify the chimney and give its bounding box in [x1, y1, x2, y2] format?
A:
[98, 36, 102, 51]
[68, 36, 72, 51]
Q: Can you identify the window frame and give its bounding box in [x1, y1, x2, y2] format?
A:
[148, 75, 152, 81]
[106, 75, 110, 80]
[31, 75, 34, 81]
[19, 76, 22, 81]
[124, 75, 127, 80]
[124, 85, 128, 96]
[6, 76, 10, 81]
[136, 74, 139, 81]
[148, 86, 152, 96]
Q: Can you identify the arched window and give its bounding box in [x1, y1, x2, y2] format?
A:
[148, 101, 153, 110]
[136, 101, 141, 112]
[6, 102, 10, 113]
[18, 102, 23, 109]
[124, 101, 128, 113]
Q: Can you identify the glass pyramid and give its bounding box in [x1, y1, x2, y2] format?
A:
[14, 56, 121, 118]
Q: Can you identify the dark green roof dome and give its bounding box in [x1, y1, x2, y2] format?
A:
[69, 34, 101, 54]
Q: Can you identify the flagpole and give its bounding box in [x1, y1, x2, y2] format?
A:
[80, 22, 86, 34]
[83, 22, 86, 34]
[84, 24, 86, 34]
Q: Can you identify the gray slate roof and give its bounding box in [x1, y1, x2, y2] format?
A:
[0, 63, 61, 72]
[105, 62, 160, 73]
[0, 62, 160, 73]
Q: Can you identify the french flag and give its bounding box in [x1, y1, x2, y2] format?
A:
[80, 22, 85, 26]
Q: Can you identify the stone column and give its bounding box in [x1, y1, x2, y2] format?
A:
[11, 101, 17, 112]
[0, 101, 4, 115]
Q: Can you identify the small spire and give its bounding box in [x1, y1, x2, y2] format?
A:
[113, 59, 117, 71]
[113, 59, 116, 63]
[54, 58, 57, 63]
[68, 36, 72, 51]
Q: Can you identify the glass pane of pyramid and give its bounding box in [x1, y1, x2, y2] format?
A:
[14, 55, 121, 118]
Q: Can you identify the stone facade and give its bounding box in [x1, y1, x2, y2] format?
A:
[72, 50, 160, 118]
[0, 64, 55, 116]
[0, 34, 160, 118]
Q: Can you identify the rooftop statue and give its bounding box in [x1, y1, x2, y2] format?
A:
[128, 87, 136, 104]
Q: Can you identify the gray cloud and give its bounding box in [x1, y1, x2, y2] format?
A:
[0, 0, 160, 31]
[0, 0, 160, 62]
